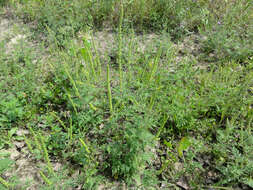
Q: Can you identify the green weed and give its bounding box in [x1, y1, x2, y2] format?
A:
[0, 0, 252, 189]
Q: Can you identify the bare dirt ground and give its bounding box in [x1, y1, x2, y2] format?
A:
[0, 14, 26, 50]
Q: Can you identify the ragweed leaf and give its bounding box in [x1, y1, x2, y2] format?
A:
[178, 137, 191, 158]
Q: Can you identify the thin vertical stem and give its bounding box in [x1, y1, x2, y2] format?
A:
[92, 35, 102, 77]
[127, 30, 135, 82]
[39, 171, 52, 185]
[39, 134, 55, 176]
[118, 0, 124, 91]
[0, 177, 11, 189]
[107, 64, 113, 113]
[28, 125, 42, 151]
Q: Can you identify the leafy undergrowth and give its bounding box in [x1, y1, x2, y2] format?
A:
[0, 1, 253, 190]
[9, 0, 253, 62]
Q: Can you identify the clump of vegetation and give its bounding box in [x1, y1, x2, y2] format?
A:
[200, 0, 253, 62]
[0, 0, 252, 189]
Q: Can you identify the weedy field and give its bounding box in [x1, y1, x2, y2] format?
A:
[0, 0, 252, 189]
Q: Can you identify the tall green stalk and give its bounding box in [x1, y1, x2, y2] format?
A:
[0, 177, 11, 189]
[107, 64, 113, 113]
[92, 35, 102, 77]
[39, 134, 55, 176]
[39, 171, 52, 185]
[23, 135, 33, 154]
[118, 1, 124, 91]
[63, 63, 80, 98]
[149, 46, 162, 82]
[82, 38, 97, 81]
[127, 30, 135, 82]
[28, 125, 42, 151]
[50, 111, 67, 131]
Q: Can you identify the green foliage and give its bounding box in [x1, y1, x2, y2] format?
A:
[0, 95, 24, 127]
[46, 132, 67, 156]
[1, 0, 253, 189]
[0, 158, 14, 174]
[104, 111, 155, 183]
[213, 125, 253, 186]
[200, 0, 253, 61]
[178, 137, 191, 158]
[12, 0, 252, 42]
[17, 0, 93, 46]
[0, 0, 7, 7]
